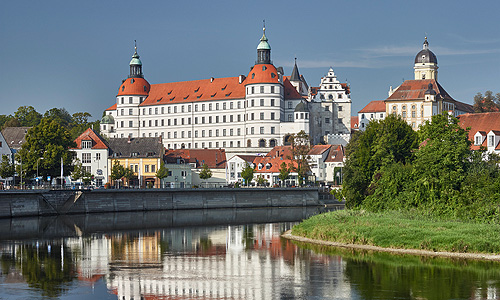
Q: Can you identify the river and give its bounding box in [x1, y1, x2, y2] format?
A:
[1, 207, 500, 299]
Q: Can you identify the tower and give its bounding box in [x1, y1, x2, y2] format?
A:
[129, 41, 143, 78]
[414, 37, 438, 80]
[256, 25, 271, 64]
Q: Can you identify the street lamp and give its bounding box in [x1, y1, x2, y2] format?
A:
[37, 157, 44, 189]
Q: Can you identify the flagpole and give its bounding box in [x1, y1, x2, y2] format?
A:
[61, 156, 63, 188]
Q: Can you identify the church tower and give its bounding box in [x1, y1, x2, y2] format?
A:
[414, 37, 438, 80]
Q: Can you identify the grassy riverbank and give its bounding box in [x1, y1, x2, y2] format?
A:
[292, 210, 500, 254]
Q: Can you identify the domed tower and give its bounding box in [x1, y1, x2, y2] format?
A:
[294, 101, 310, 133]
[244, 25, 283, 149]
[114, 42, 150, 138]
[414, 37, 438, 80]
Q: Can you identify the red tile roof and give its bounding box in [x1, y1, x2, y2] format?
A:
[359, 100, 386, 113]
[308, 144, 332, 156]
[253, 156, 297, 173]
[351, 116, 359, 129]
[387, 79, 454, 102]
[164, 149, 226, 169]
[265, 146, 293, 159]
[458, 112, 500, 150]
[117, 77, 150, 96]
[72, 128, 109, 150]
[283, 77, 303, 100]
[105, 103, 117, 111]
[245, 64, 280, 85]
[324, 145, 344, 163]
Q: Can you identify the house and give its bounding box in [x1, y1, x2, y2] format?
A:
[358, 100, 386, 130]
[107, 137, 164, 187]
[71, 128, 110, 187]
[164, 149, 227, 187]
[1, 127, 31, 151]
[226, 155, 259, 185]
[458, 112, 500, 155]
[324, 144, 345, 185]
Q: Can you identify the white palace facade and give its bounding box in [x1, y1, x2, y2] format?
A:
[101, 28, 352, 153]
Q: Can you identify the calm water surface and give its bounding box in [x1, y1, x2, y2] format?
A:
[1, 207, 500, 300]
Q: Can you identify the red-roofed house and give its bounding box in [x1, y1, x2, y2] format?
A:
[164, 149, 227, 187]
[226, 154, 259, 184]
[351, 116, 359, 131]
[358, 100, 386, 130]
[458, 112, 500, 154]
[71, 128, 110, 187]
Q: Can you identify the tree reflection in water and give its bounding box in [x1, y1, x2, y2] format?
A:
[295, 241, 500, 300]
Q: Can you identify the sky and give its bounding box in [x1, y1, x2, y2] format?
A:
[1, 0, 499, 122]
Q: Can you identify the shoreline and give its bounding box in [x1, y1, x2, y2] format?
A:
[281, 230, 500, 261]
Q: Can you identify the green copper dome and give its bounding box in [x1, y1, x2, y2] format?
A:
[129, 48, 142, 66]
[101, 114, 115, 124]
[257, 30, 271, 50]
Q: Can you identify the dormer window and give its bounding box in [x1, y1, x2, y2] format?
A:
[475, 136, 481, 145]
[489, 135, 495, 147]
[82, 140, 92, 149]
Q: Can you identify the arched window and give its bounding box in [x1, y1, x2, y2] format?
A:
[259, 139, 266, 148]
[328, 94, 333, 100]
[284, 135, 292, 146]
[181, 143, 185, 149]
[269, 139, 276, 147]
[247, 139, 252, 147]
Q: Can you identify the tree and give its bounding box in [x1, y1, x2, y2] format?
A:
[278, 162, 290, 186]
[14, 106, 42, 127]
[256, 176, 267, 186]
[44, 108, 72, 128]
[0, 155, 15, 186]
[473, 91, 500, 113]
[198, 163, 212, 187]
[110, 160, 126, 188]
[342, 114, 418, 208]
[155, 161, 169, 188]
[288, 130, 312, 186]
[3, 118, 21, 128]
[72, 159, 92, 185]
[17, 118, 75, 182]
[123, 167, 135, 187]
[241, 162, 255, 186]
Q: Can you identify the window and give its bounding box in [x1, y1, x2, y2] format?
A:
[82, 153, 91, 164]
[251, 99, 255, 107]
[145, 165, 149, 173]
[230, 115, 233, 122]
[288, 102, 292, 109]
[325, 118, 330, 124]
[168, 107, 171, 113]
[237, 128, 241, 135]
[129, 121, 133, 127]
[251, 127, 254, 134]
[230, 102, 233, 109]
[208, 116, 212, 123]
[195, 104, 198, 112]
[402, 111, 407, 118]
[260, 113, 264, 120]
[230, 129, 233, 136]
[271, 86, 275, 93]
[361, 114, 365, 119]
[260, 86, 264, 93]
[251, 87, 254, 94]
[237, 115, 241, 122]
[271, 99, 275, 106]
[216, 129, 219, 136]
[338, 118, 343, 124]
[151, 165, 156, 172]
[412, 111, 416, 118]
[371, 114, 374, 119]
[288, 114, 293, 122]
[489, 136, 495, 147]
[209, 130, 212, 137]
[338, 106, 342, 111]
[260, 99, 264, 106]
[209, 104, 212, 111]
[216, 103, 219, 110]
[202, 104, 205, 111]
[475, 136, 481, 145]
[223, 129, 226, 136]
[251, 113, 254, 120]
[129, 97, 133, 103]
[95, 153, 100, 160]
[238, 101, 241, 109]
[129, 109, 133, 115]
[202, 130, 205, 137]
[201, 117, 205, 124]
[82, 141, 92, 149]
[223, 116, 227, 122]
[270, 127, 275, 134]
[161, 107, 164, 114]
[271, 112, 275, 120]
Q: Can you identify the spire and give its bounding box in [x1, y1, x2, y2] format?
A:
[290, 57, 301, 81]
[256, 21, 271, 64]
[129, 40, 143, 78]
[423, 36, 429, 50]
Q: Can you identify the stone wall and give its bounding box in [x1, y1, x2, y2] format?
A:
[0, 188, 319, 218]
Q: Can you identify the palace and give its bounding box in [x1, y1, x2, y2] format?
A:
[100, 27, 352, 153]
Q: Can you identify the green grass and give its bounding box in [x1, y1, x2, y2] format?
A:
[291, 210, 500, 254]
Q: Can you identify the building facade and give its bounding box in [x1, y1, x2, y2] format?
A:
[72, 128, 110, 187]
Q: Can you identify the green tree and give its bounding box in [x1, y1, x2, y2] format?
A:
[110, 160, 126, 188]
[17, 118, 75, 182]
[14, 106, 42, 127]
[256, 176, 267, 186]
[0, 115, 12, 129]
[155, 161, 169, 188]
[199, 163, 212, 187]
[278, 162, 290, 186]
[241, 162, 255, 186]
[342, 114, 418, 208]
[288, 130, 312, 186]
[123, 167, 135, 187]
[3, 118, 21, 128]
[473, 91, 500, 113]
[71, 159, 92, 185]
[0, 155, 15, 186]
[44, 108, 72, 128]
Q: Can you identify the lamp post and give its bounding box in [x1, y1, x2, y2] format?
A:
[37, 157, 44, 189]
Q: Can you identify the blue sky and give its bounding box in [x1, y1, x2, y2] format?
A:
[1, 0, 499, 121]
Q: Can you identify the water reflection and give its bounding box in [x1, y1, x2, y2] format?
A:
[1, 207, 500, 299]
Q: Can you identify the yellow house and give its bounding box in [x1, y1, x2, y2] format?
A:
[108, 137, 164, 187]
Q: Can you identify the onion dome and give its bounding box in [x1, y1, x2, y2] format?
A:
[415, 37, 438, 64]
[129, 41, 144, 78]
[257, 28, 271, 50]
[117, 77, 150, 96]
[245, 64, 280, 85]
[294, 101, 309, 112]
[101, 114, 115, 124]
